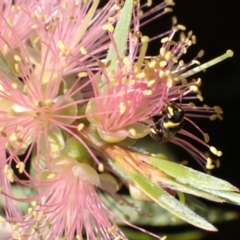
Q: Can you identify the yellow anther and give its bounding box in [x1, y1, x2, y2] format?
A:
[161, 37, 169, 43]
[128, 128, 136, 137]
[147, 79, 155, 87]
[16, 162, 25, 174]
[123, 57, 131, 66]
[47, 173, 56, 179]
[160, 60, 167, 67]
[210, 146, 218, 155]
[77, 72, 88, 78]
[181, 79, 188, 85]
[197, 94, 204, 101]
[7, 170, 14, 183]
[216, 113, 223, 121]
[98, 163, 104, 172]
[102, 23, 114, 32]
[67, 15, 74, 20]
[188, 102, 196, 107]
[189, 85, 198, 92]
[113, 237, 121, 240]
[6, 18, 13, 26]
[128, 80, 135, 86]
[14, 55, 22, 62]
[119, 102, 126, 115]
[17, 5, 24, 11]
[136, 72, 145, 79]
[187, 40, 192, 46]
[80, 47, 87, 55]
[217, 151, 223, 157]
[164, 7, 173, 12]
[77, 123, 85, 132]
[143, 90, 152, 96]
[61, 2, 67, 9]
[192, 60, 200, 65]
[210, 114, 217, 121]
[57, 40, 66, 51]
[214, 106, 223, 114]
[192, 35, 197, 44]
[33, 36, 41, 44]
[204, 133, 210, 143]
[37, 211, 44, 221]
[14, 63, 20, 73]
[160, 47, 166, 57]
[172, 16, 177, 25]
[98, 61, 106, 68]
[198, 50, 204, 58]
[167, 78, 173, 88]
[206, 157, 215, 170]
[179, 60, 184, 66]
[148, 60, 157, 68]
[46, 24, 53, 30]
[28, 207, 33, 214]
[31, 24, 38, 29]
[31, 201, 37, 207]
[177, 24, 186, 31]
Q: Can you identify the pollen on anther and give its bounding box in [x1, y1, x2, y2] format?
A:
[128, 128, 136, 137]
[77, 123, 85, 132]
[14, 55, 22, 62]
[214, 106, 223, 114]
[102, 23, 114, 32]
[161, 37, 169, 43]
[119, 102, 126, 115]
[189, 85, 199, 92]
[98, 163, 104, 172]
[209, 146, 219, 156]
[77, 72, 88, 78]
[147, 79, 155, 87]
[80, 47, 87, 55]
[143, 90, 152, 96]
[57, 40, 66, 50]
[31, 24, 38, 29]
[16, 162, 25, 174]
[47, 173, 56, 179]
[206, 157, 215, 170]
[204, 133, 210, 143]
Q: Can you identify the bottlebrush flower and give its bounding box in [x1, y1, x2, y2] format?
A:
[86, 1, 175, 143]
[25, 0, 122, 76]
[3, 155, 127, 240]
[0, 1, 38, 55]
[0, 0, 239, 239]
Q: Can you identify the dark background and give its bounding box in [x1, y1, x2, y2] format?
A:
[143, 0, 240, 239]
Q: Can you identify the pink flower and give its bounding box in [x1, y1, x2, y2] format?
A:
[25, 0, 121, 76]
[0, 0, 38, 54]
[86, 2, 175, 143]
[4, 156, 129, 240]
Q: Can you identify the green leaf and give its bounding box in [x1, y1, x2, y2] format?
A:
[195, 188, 240, 205]
[105, 0, 133, 73]
[160, 176, 225, 203]
[150, 158, 239, 192]
[130, 171, 217, 231]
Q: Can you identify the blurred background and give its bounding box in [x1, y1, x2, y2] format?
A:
[142, 0, 240, 239]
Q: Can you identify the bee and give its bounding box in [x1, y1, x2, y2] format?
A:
[147, 102, 185, 143]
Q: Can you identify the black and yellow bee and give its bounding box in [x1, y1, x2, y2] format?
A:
[148, 102, 185, 143]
